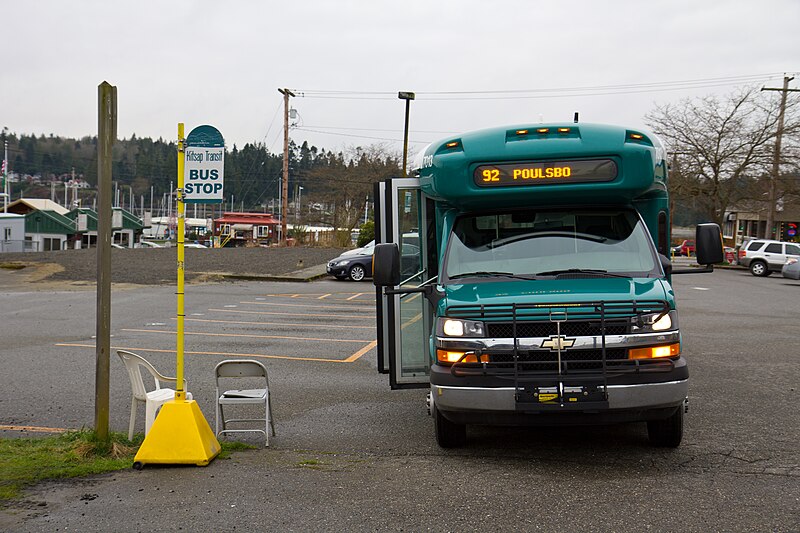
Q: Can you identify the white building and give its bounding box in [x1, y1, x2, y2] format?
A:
[0, 213, 26, 252]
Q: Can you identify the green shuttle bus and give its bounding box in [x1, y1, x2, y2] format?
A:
[373, 122, 723, 448]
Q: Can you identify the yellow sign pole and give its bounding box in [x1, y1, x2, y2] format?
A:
[132, 123, 220, 468]
[176, 122, 186, 401]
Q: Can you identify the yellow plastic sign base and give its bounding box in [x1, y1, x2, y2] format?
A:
[133, 400, 221, 467]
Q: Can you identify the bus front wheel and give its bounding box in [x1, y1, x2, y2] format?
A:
[433, 405, 466, 448]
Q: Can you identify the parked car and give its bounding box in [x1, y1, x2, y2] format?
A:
[184, 242, 207, 249]
[137, 241, 164, 248]
[738, 239, 800, 276]
[671, 239, 695, 256]
[782, 257, 800, 280]
[327, 241, 420, 281]
[327, 241, 376, 281]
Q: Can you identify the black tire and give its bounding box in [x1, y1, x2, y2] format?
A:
[348, 264, 366, 282]
[749, 260, 770, 277]
[647, 406, 683, 447]
[132, 461, 144, 470]
[433, 404, 466, 448]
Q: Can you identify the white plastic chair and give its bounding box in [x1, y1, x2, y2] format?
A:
[117, 350, 192, 440]
[215, 359, 276, 446]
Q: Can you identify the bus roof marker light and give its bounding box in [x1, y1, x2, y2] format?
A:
[515, 129, 529, 136]
[537, 128, 549, 134]
[445, 141, 460, 149]
[557, 128, 571, 134]
[626, 130, 653, 146]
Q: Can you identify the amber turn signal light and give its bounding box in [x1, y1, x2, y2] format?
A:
[628, 343, 681, 360]
[436, 349, 488, 364]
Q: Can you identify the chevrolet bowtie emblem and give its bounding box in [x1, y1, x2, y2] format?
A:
[541, 335, 576, 351]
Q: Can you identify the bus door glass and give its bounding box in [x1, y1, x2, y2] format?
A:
[377, 178, 431, 388]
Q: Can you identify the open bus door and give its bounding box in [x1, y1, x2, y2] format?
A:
[374, 178, 433, 389]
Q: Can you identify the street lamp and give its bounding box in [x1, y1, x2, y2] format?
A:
[398, 91, 415, 176]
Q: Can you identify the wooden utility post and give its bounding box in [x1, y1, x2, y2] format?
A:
[761, 75, 799, 240]
[278, 88, 294, 244]
[95, 81, 117, 441]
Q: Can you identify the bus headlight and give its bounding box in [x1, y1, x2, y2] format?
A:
[436, 318, 485, 337]
[635, 311, 677, 332]
[649, 312, 672, 331]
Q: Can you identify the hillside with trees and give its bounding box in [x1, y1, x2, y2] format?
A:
[1, 129, 400, 243]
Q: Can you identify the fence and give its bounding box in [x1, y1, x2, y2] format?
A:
[0, 240, 40, 253]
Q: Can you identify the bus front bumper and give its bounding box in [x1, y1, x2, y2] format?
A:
[431, 379, 688, 425]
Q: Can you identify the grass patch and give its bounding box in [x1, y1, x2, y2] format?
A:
[296, 459, 326, 470]
[0, 262, 26, 270]
[218, 441, 256, 459]
[0, 430, 138, 501]
[0, 430, 257, 500]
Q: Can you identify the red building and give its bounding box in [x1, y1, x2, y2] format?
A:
[213, 212, 280, 247]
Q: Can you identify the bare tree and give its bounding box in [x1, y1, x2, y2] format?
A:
[307, 144, 401, 246]
[646, 86, 799, 228]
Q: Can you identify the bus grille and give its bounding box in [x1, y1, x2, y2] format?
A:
[486, 320, 628, 338]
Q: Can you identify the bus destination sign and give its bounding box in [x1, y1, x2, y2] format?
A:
[473, 159, 618, 187]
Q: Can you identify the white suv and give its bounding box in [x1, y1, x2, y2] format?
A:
[738, 239, 800, 276]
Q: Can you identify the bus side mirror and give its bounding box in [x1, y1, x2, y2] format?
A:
[373, 243, 401, 287]
[695, 223, 724, 265]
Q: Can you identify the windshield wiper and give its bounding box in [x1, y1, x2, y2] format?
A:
[448, 271, 535, 281]
[533, 268, 631, 279]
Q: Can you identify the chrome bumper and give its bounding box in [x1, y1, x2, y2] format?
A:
[432, 379, 688, 412]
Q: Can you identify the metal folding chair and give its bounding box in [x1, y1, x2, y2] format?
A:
[215, 359, 276, 446]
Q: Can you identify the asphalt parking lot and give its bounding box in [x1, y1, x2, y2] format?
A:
[1, 269, 798, 532]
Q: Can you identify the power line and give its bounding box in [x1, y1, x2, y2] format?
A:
[293, 72, 790, 101]
[301, 125, 455, 134]
[294, 127, 433, 144]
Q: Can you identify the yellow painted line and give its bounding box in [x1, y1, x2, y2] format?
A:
[55, 343, 352, 363]
[0, 424, 68, 433]
[343, 340, 378, 362]
[209, 308, 368, 320]
[178, 317, 374, 330]
[346, 293, 364, 301]
[264, 293, 373, 303]
[402, 313, 423, 330]
[121, 328, 369, 343]
[318, 293, 331, 300]
[240, 301, 372, 311]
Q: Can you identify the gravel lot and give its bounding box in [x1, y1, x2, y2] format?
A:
[0, 246, 348, 285]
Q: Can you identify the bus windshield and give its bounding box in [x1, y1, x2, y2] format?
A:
[443, 208, 661, 281]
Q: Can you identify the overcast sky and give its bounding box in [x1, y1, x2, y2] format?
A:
[2, 1, 798, 158]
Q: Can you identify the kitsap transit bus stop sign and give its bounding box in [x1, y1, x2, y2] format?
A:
[184, 125, 224, 204]
[132, 122, 222, 468]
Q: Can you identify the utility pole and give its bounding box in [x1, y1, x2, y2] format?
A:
[761, 75, 799, 240]
[95, 81, 117, 442]
[278, 88, 295, 244]
[2, 140, 8, 213]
